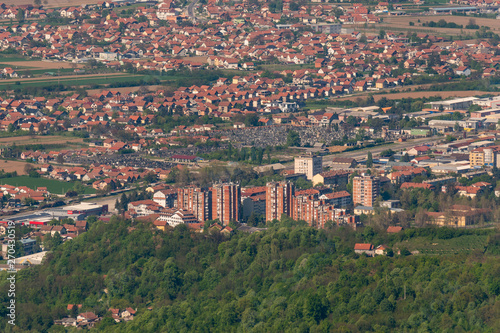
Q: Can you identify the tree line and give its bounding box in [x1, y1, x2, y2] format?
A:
[0, 216, 498, 332]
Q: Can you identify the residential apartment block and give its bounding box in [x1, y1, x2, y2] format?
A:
[177, 186, 212, 222]
[265, 181, 295, 221]
[292, 194, 356, 228]
[294, 155, 323, 180]
[352, 175, 380, 207]
[469, 146, 500, 168]
[312, 170, 349, 187]
[211, 183, 241, 225]
[241, 186, 266, 219]
[319, 190, 352, 207]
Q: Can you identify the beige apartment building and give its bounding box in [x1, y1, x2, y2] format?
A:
[294, 155, 322, 180]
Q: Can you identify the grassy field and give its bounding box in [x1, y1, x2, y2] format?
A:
[0, 176, 95, 195]
[0, 74, 150, 89]
[112, 3, 149, 14]
[5, 0, 101, 8]
[260, 63, 315, 71]
[28, 68, 77, 75]
[85, 85, 162, 95]
[304, 100, 334, 110]
[0, 56, 29, 62]
[395, 234, 489, 255]
[0, 135, 84, 147]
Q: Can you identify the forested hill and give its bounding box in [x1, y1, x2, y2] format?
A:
[1, 218, 500, 332]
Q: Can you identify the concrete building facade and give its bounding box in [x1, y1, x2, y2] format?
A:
[211, 183, 241, 225]
[294, 155, 323, 180]
[352, 175, 380, 207]
[265, 181, 295, 221]
[177, 186, 212, 222]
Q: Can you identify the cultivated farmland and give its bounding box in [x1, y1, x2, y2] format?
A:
[0, 159, 30, 175]
[0, 60, 84, 70]
[384, 15, 500, 33]
[337, 90, 500, 102]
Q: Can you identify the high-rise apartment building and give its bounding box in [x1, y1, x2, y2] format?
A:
[211, 183, 241, 225]
[352, 175, 380, 207]
[469, 146, 500, 167]
[177, 186, 212, 222]
[294, 155, 323, 180]
[266, 181, 295, 221]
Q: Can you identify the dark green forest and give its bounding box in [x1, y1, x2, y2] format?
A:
[1, 218, 500, 332]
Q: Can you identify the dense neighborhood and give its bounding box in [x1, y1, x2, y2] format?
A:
[0, 0, 499, 331]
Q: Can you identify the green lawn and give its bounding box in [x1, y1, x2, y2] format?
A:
[304, 100, 335, 110]
[0, 176, 95, 195]
[0, 56, 29, 62]
[260, 63, 315, 71]
[0, 63, 32, 70]
[28, 68, 77, 75]
[0, 74, 149, 88]
[113, 3, 146, 14]
[394, 234, 489, 255]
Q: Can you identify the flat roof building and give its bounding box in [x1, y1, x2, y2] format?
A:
[211, 183, 241, 225]
[431, 6, 477, 14]
[266, 181, 294, 222]
[294, 155, 323, 180]
[353, 175, 380, 207]
[430, 97, 478, 111]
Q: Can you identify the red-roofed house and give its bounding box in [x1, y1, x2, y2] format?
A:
[354, 243, 374, 256]
[387, 226, 403, 233]
[407, 146, 431, 156]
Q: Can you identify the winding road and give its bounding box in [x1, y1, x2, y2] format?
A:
[187, 0, 199, 19]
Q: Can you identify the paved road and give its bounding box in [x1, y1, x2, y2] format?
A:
[187, 0, 199, 18]
[322, 136, 444, 166]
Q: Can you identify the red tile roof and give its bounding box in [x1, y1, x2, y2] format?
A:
[354, 243, 373, 251]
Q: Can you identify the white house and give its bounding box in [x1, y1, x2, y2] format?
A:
[455, 66, 471, 76]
